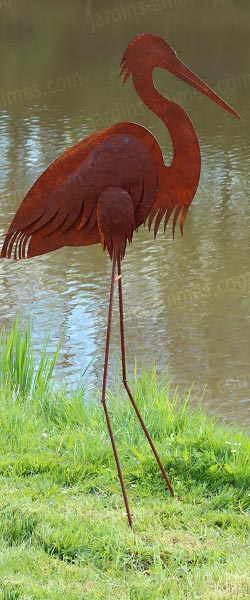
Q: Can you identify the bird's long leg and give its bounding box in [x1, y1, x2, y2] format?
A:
[101, 255, 134, 529]
[117, 254, 175, 498]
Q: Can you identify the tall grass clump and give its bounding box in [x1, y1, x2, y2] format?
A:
[0, 321, 248, 507]
[0, 318, 60, 399]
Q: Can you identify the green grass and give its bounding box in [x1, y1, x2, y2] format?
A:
[0, 317, 60, 398]
[0, 322, 249, 599]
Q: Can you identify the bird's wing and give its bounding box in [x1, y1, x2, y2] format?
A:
[1, 128, 104, 259]
[1, 124, 158, 259]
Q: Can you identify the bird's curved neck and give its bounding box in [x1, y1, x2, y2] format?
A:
[133, 71, 201, 204]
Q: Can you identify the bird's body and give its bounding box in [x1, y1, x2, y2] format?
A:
[2, 123, 159, 259]
[1, 34, 240, 529]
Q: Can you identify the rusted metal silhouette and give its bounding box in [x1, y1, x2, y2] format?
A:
[1, 34, 240, 528]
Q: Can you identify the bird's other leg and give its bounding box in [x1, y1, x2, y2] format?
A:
[117, 254, 175, 498]
[101, 255, 134, 529]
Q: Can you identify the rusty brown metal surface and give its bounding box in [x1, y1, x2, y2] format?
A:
[0, 34, 240, 528]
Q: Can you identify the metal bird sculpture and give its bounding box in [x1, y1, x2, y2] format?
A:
[1, 34, 240, 528]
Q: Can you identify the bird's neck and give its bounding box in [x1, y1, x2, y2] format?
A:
[133, 71, 201, 205]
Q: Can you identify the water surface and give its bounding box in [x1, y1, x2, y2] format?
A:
[0, 0, 249, 424]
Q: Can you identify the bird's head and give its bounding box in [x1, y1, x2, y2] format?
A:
[120, 33, 241, 120]
[120, 34, 177, 82]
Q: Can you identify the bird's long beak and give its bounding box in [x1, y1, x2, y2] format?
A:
[164, 55, 242, 120]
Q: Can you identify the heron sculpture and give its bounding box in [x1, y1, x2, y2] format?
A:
[1, 34, 240, 528]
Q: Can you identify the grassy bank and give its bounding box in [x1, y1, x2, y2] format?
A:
[0, 323, 249, 599]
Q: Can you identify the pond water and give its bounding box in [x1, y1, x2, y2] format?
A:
[0, 0, 249, 424]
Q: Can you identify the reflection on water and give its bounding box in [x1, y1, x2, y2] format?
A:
[0, 1, 249, 424]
